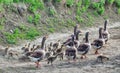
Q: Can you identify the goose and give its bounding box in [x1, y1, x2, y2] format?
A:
[54, 44, 65, 60]
[3, 46, 9, 56]
[3, 46, 19, 59]
[21, 43, 31, 53]
[63, 35, 75, 47]
[91, 28, 105, 54]
[63, 24, 79, 46]
[28, 36, 48, 68]
[65, 35, 77, 62]
[74, 30, 81, 48]
[97, 54, 109, 63]
[30, 44, 36, 52]
[74, 24, 79, 36]
[47, 54, 59, 65]
[53, 40, 61, 50]
[77, 32, 91, 59]
[102, 20, 110, 44]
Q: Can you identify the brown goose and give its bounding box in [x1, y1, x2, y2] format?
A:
[77, 32, 91, 59]
[91, 28, 105, 54]
[74, 24, 79, 36]
[97, 54, 109, 63]
[74, 30, 81, 48]
[65, 35, 77, 62]
[102, 20, 110, 44]
[63, 24, 79, 46]
[54, 44, 65, 60]
[28, 36, 48, 68]
[47, 54, 60, 65]
[53, 40, 61, 50]
[21, 43, 31, 53]
[30, 44, 36, 52]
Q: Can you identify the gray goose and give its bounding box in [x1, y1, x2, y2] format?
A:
[63, 24, 79, 47]
[74, 30, 81, 48]
[77, 32, 91, 59]
[91, 28, 105, 54]
[28, 36, 48, 68]
[102, 20, 110, 44]
[65, 35, 77, 62]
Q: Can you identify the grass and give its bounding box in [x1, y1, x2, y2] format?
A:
[0, 0, 120, 44]
[4, 26, 40, 44]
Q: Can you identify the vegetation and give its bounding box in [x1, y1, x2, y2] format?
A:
[0, 0, 120, 44]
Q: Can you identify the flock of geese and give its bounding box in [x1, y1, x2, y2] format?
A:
[3, 20, 110, 68]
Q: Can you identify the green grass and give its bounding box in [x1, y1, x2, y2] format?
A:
[117, 8, 120, 14]
[115, 0, 120, 8]
[4, 26, 40, 44]
[25, 28, 40, 40]
[66, 0, 74, 7]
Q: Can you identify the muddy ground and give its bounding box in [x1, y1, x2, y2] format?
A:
[0, 22, 120, 73]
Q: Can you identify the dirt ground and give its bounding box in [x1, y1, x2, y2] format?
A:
[0, 22, 120, 73]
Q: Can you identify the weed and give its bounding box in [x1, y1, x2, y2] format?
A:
[27, 14, 41, 25]
[48, 7, 56, 16]
[76, 15, 84, 23]
[105, 0, 115, 4]
[48, 27, 55, 33]
[26, 28, 39, 40]
[13, 0, 19, 3]
[27, 15, 33, 23]
[97, 6, 105, 15]
[114, 0, 120, 8]
[67, 19, 76, 27]
[76, 0, 82, 7]
[66, 0, 74, 8]
[28, 0, 44, 13]
[52, 0, 61, 3]
[117, 8, 120, 14]
[33, 13, 41, 25]
[4, 28, 21, 44]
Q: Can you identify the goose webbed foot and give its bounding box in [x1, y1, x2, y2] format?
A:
[80, 55, 87, 59]
[95, 50, 99, 55]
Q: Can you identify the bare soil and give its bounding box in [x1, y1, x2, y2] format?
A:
[0, 22, 120, 73]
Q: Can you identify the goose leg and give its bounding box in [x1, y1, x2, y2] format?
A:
[35, 62, 40, 68]
[95, 50, 99, 55]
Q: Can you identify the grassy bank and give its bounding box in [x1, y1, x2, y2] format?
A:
[0, 0, 120, 44]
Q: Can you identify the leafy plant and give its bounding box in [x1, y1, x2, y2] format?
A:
[26, 28, 39, 40]
[91, 2, 100, 9]
[66, 19, 76, 27]
[97, 6, 105, 15]
[33, 13, 41, 25]
[82, 0, 91, 7]
[114, 0, 120, 7]
[28, 0, 44, 13]
[49, 7, 56, 16]
[106, 0, 115, 4]
[27, 15, 33, 23]
[13, 0, 19, 3]
[3, 0, 13, 4]
[66, 0, 74, 7]
[76, 15, 84, 23]
[76, 0, 82, 7]
[4, 28, 20, 44]
[52, 0, 61, 3]
[27, 14, 41, 25]
[76, 8, 81, 16]
[117, 8, 120, 14]
[48, 27, 55, 33]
